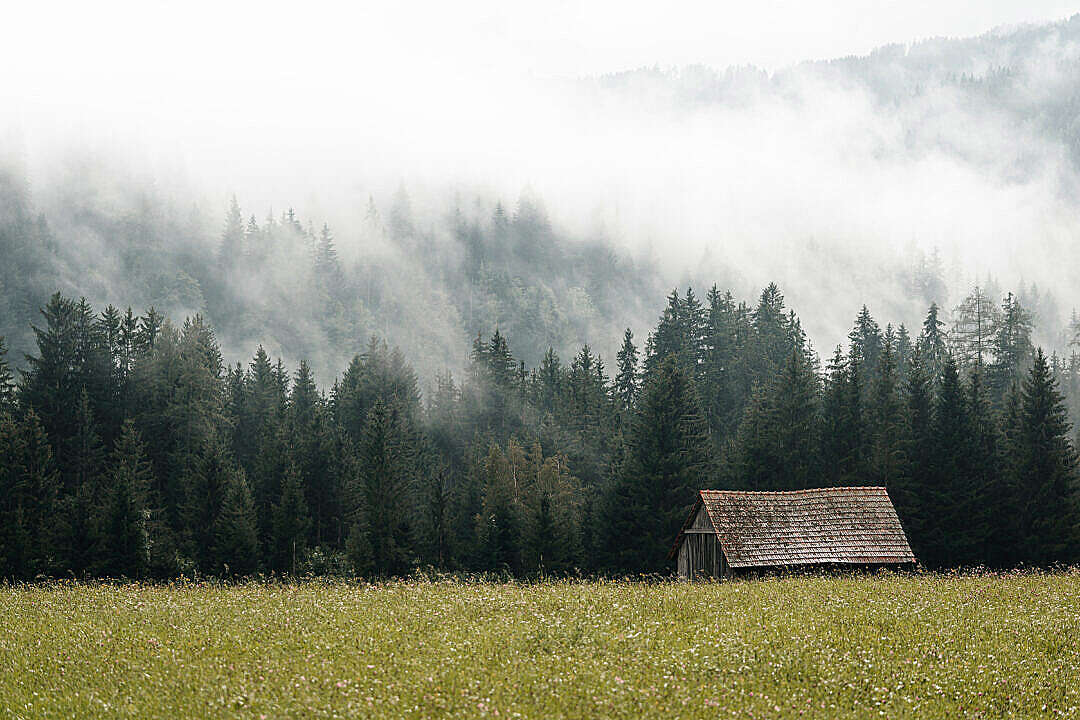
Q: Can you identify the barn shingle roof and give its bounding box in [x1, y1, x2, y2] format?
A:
[678, 487, 915, 568]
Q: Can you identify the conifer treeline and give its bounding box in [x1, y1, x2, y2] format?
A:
[0, 284, 1077, 579]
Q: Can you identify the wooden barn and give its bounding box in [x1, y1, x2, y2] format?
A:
[670, 487, 915, 579]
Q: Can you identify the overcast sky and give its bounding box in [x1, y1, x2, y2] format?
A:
[5, 1, 1077, 190]
[4, 1, 1078, 111]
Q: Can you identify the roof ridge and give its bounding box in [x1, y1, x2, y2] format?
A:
[699, 486, 886, 496]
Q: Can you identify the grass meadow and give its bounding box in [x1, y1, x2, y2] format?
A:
[1, 572, 1077, 718]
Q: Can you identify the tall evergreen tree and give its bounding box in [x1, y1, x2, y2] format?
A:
[895, 347, 933, 556]
[919, 302, 949, 386]
[821, 347, 850, 483]
[966, 367, 1002, 566]
[55, 389, 106, 574]
[734, 347, 820, 490]
[5, 410, 61, 577]
[315, 223, 342, 282]
[605, 355, 713, 572]
[751, 283, 791, 381]
[218, 195, 245, 266]
[20, 293, 79, 466]
[895, 324, 913, 388]
[180, 438, 235, 572]
[536, 347, 562, 417]
[924, 357, 975, 567]
[1011, 349, 1078, 565]
[213, 469, 260, 576]
[868, 335, 906, 490]
[989, 293, 1034, 402]
[848, 305, 883, 389]
[476, 443, 522, 572]
[646, 288, 705, 375]
[997, 382, 1025, 566]
[98, 421, 155, 578]
[287, 360, 342, 548]
[351, 399, 413, 575]
[272, 464, 311, 574]
[701, 286, 743, 442]
[487, 329, 516, 388]
[614, 328, 639, 416]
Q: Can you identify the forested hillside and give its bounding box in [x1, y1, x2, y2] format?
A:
[599, 13, 1080, 170]
[0, 159, 661, 385]
[1, 279, 1077, 579]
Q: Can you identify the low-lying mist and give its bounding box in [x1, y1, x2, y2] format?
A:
[4, 14, 1080, 383]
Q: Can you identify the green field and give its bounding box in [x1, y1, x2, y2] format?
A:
[1, 573, 1078, 719]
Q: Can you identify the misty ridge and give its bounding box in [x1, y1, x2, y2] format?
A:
[4, 14, 1080, 387]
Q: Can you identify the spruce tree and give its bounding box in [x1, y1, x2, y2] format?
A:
[868, 336, 906, 490]
[683, 287, 708, 378]
[614, 329, 639, 416]
[966, 367, 1002, 566]
[895, 324, 913, 388]
[180, 438, 234, 572]
[352, 399, 413, 575]
[1012, 349, 1078, 564]
[606, 355, 713, 572]
[536, 347, 562, 416]
[99, 421, 155, 578]
[213, 469, 260, 576]
[288, 360, 341, 548]
[989, 293, 1034, 403]
[735, 347, 820, 490]
[821, 346, 860, 485]
[136, 307, 163, 352]
[476, 444, 521, 572]
[12, 410, 61, 577]
[290, 360, 320, 428]
[848, 305, 883, 390]
[896, 348, 933, 558]
[237, 346, 287, 545]
[919, 303, 948, 387]
[21, 293, 79, 467]
[56, 389, 106, 575]
[751, 283, 791, 381]
[487, 329, 516, 389]
[925, 357, 975, 567]
[245, 214, 260, 258]
[702, 286, 742, 442]
[272, 464, 311, 574]
[167, 315, 228, 525]
[315, 223, 342, 282]
[997, 382, 1024, 566]
[218, 195, 245, 266]
[644, 289, 687, 374]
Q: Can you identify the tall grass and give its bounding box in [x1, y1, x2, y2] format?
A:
[1, 572, 1077, 718]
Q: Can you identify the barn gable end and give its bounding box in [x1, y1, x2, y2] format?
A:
[675, 502, 726, 578]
